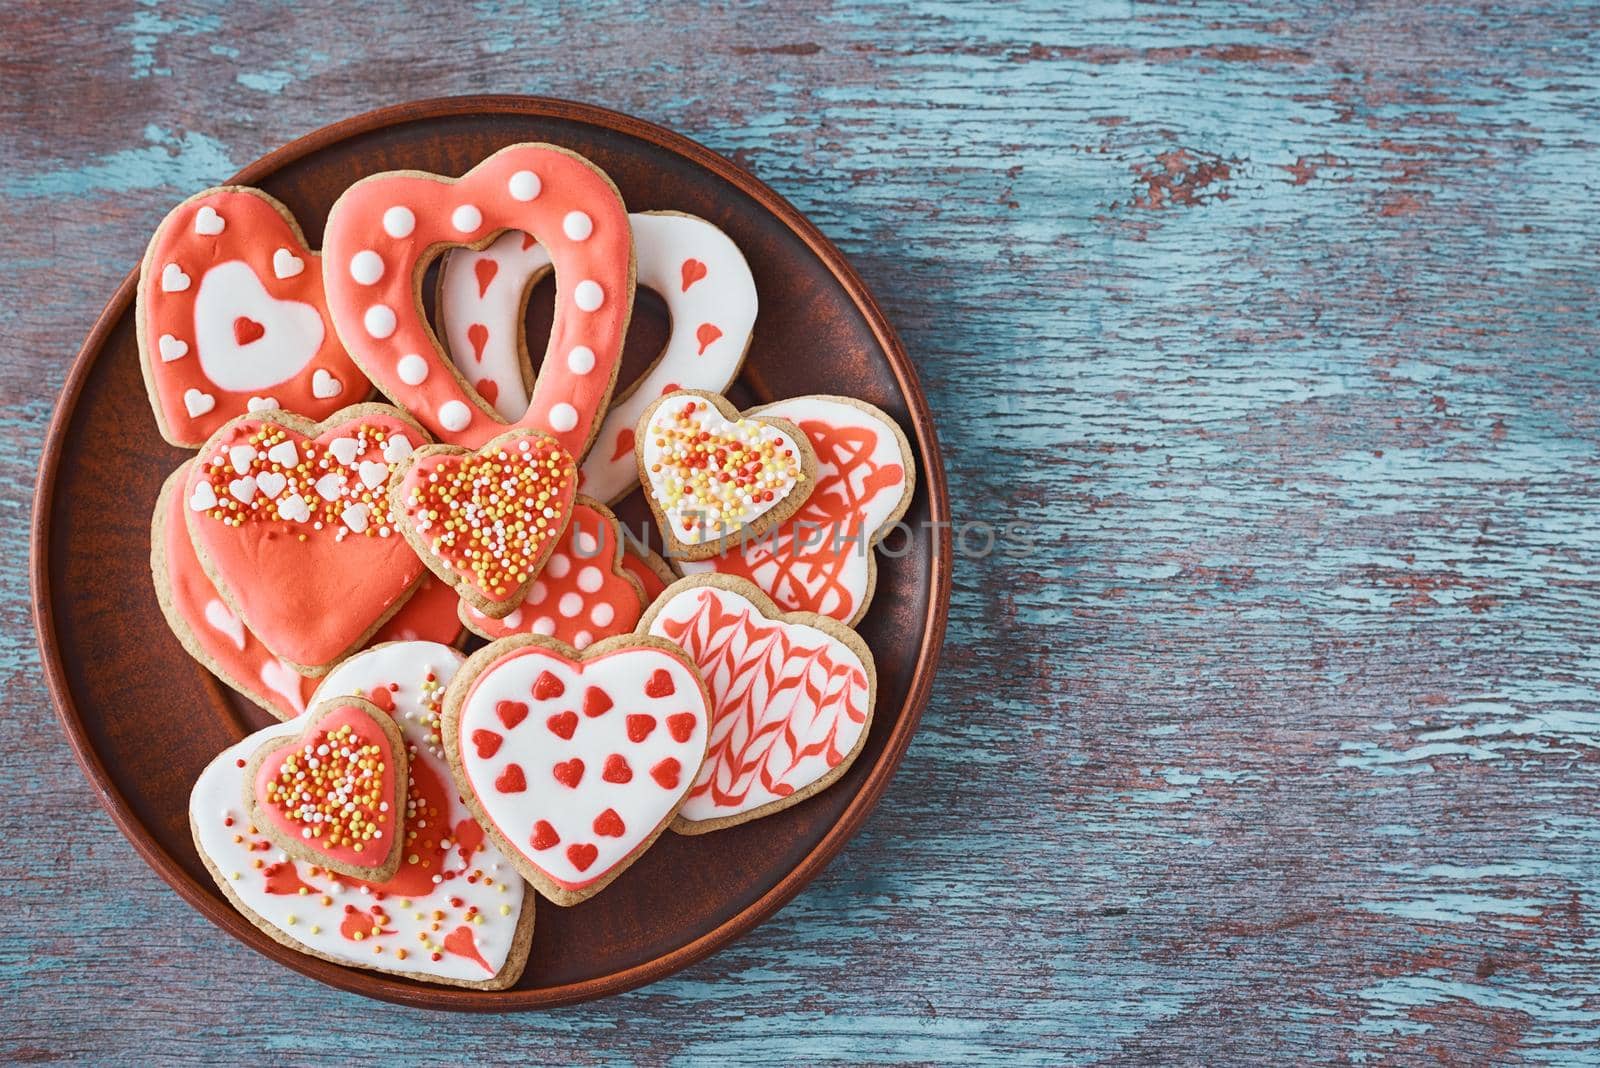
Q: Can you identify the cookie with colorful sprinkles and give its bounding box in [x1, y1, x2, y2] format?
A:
[635, 390, 817, 560]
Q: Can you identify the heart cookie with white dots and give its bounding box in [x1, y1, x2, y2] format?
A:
[322, 143, 635, 458]
[442, 634, 710, 905]
[137, 186, 371, 447]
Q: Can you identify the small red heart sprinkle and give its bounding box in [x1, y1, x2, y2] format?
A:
[602, 753, 633, 784]
[496, 700, 528, 729]
[651, 757, 682, 790]
[470, 729, 502, 759]
[533, 671, 566, 700]
[494, 763, 526, 793]
[233, 316, 265, 346]
[546, 711, 578, 740]
[667, 713, 697, 743]
[552, 758, 585, 788]
[680, 258, 707, 291]
[367, 686, 395, 713]
[593, 808, 625, 837]
[626, 714, 656, 743]
[474, 258, 499, 298]
[645, 669, 675, 698]
[567, 843, 598, 872]
[583, 687, 614, 718]
[695, 322, 722, 355]
[467, 323, 489, 362]
[530, 820, 559, 850]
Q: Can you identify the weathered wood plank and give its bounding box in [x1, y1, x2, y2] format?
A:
[4, 0, 1599, 1061]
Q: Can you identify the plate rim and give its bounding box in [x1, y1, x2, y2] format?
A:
[30, 94, 953, 1010]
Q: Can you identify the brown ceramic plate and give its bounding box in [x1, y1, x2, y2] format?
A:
[31, 96, 950, 1010]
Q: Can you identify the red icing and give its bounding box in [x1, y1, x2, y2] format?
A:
[140, 188, 371, 445]
[340, 906, 395, 942]
[533, 670, 566, 700]
[566, 843, 598, 872]
[546, 711, 578, 740]
[626, 714, 656, 743]
[495, 763, 527, 793]
[553, 758, 585, 788]
[667, 712, 697, 744]
[476, 378, 499, 405]
[530, 820, 560, 850]
[593, 808, 625, 837]
[372, 573, 465, 645]
[610, 428, 635, 462]
[473, 258, 498, 299]
[351, 755, 456, 897]
[322, 143, 633, 453]
[496, 700, 529, 729]
[695, 322, 723, 355]
[651, 757, 682, 790]
[262, 860, 317, 896]
[645, 669, 675, 698]
[184, 412, 426, 668]
[367, 686, 396, 713]
[471, 729, 503, 759]
[681, 257, 707, 292]
[601, 753, 633, 784]
[619, 543, 670, 601]
[583, 687, 613, 718]
[467, 322, 489, 362]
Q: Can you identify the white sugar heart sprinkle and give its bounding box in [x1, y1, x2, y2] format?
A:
[382, 435, 413, 465]
[315, 473, 345, 501]
[328, 438, 359, 466]
[246, 396, 279, 412]
[228, 476, 258, 503]
[194, 206, 225, 235]
[277, 493, 311, 523]
[272, 247, 305, 279]
[228, 445, 257, 475]
[161, 263, 191, 292]
[183, 388, 214, 417]
[256, 472, 287, 498]
[341, 503, 370, 533]
[358, 461, 389, 491]
[202, 599, 244, 650]
[312, 369, 342, 399]
[189, 482, 218, 511]
[266, 441, 299, 467]
[158, 334, 188, 362]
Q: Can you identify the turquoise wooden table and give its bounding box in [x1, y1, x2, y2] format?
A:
[7, 1, 1600, 1062]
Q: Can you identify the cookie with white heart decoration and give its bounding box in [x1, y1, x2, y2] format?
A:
[189, 641, 534, 989]
[435, 211, 757, 502]
[323, 142, 635, 458]
[641, 576, 876, 833]
[637, 390, 817, 559]
[137, 187, 370, 447]
[184, 403, 430, 675]
[443, 634, 710, 905]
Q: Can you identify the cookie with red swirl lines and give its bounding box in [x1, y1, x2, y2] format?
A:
[322, 143, 635, 458]
[677, 395, 915, 626]
[434, 211, 757, 503]
[639, 575, 875, 833]
[636, 390, 817, 560]
[441, 633, 710, 906]
[182, 403, 430, 675]
[458, 497, 646, 648]
[137, 187, 371, 447]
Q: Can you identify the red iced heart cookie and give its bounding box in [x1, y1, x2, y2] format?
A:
[644, 576, 876, 833]
[678, 396, 916, 626]
[458, 497, 646, 649]
[137, 187, 371, 448]
[244, 696, 408, 881]
[184, 405, 430, 674]
[636, 391, 818, 560]
[322, 143, 634, 457]
[443, 635, 710, 905]
[390, 428, 578, 618]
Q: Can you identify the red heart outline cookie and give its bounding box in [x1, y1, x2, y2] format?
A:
[636, 390, 818, 559]
[183, 403, 431, 674]
[441, 633, 710, 905]
[640, 575, 876, 833]
[243, 696, 409, 881]
[136, 187, 371, 447]
[322, 143, 635, 458]
[388, 428, 579, 618]
[458, 496, 647, 648]
[678, 396, 916, 626]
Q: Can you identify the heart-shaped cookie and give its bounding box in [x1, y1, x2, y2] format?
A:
[184, 404, 429, 674]
[389, 428, 579, 618]
[442, 634, 710, 905]
[458, 497, 646, 648]
[636, 391, 817, 559]
[678, 395, 915, 625]
[641, 576, 876, 833]
[243, 696, 408, 880]
[435, 211, 757, 503]
[190, 642, 534, 988]
[322, 143, 634, 457]
[137, 187, 371, 447]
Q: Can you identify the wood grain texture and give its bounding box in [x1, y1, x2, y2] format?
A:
[5, 0, 1599, 1062]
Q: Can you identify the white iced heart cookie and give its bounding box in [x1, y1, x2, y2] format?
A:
[443, 634, 709, 905]
[188, 641, 533, 988]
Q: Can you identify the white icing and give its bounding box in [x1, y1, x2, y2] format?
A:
[349, 250, 385, 285]
[162, 263, 191, 292]
[312, 369, 343, 399]
[364, 304, 397, 339]
[246, 396, 279, 412]
[439, 400, 471, 432]
[640, 401, 802, 543]
[548, 403, 578, 433]
[158, 334, 188, 362]
[189, 643, 527, 984]
[192, 260, 324, 391]
[382, 206, 415, 238]
[397, 353, 428, 385]
[195, 206, 225, 235]
[457, 644, 706, 889]
[267, 441, 299, 467]
[203, 598, 245, 651]
[272, 248, 305, 279]
[508, 171, 540, 201]
[184, 388, 215, 418]
[567, 346, 595, 375]
[562, 211, 593, 241]
[572, 280, 603, 312]
[452, 204, 483, 233]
